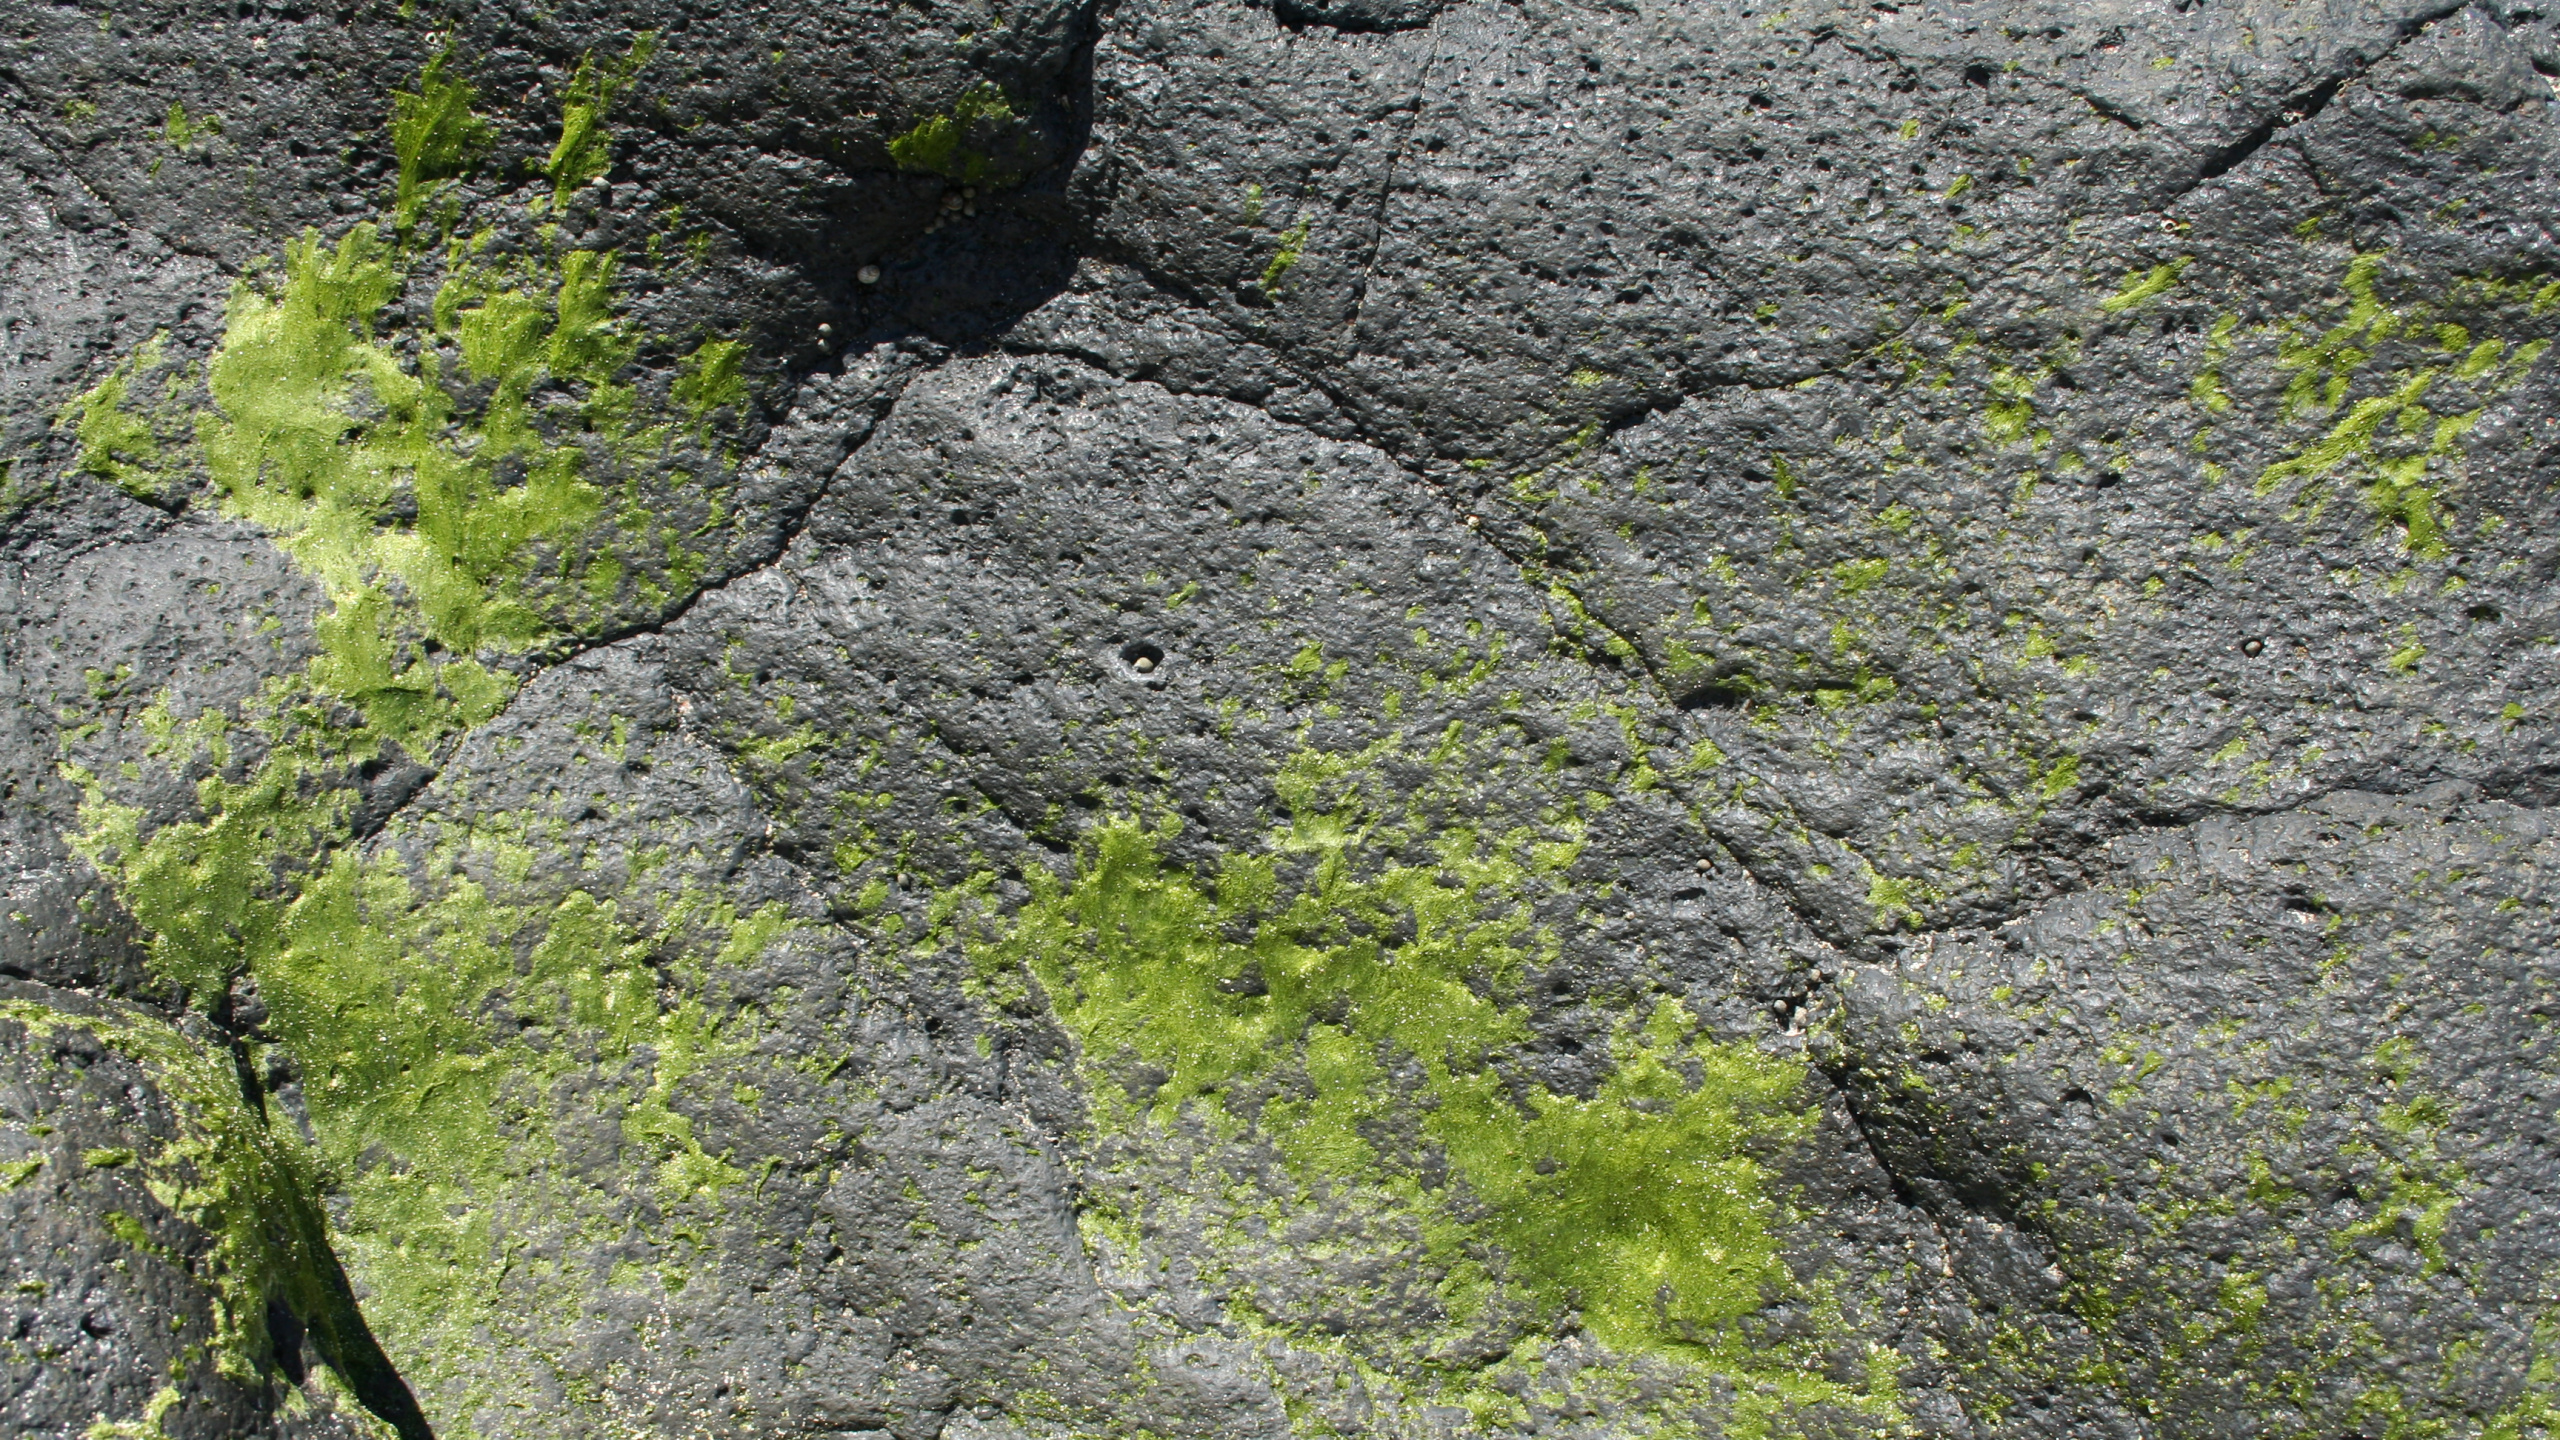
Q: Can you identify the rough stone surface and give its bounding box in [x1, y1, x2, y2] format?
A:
[4, 0, 2559, 1437]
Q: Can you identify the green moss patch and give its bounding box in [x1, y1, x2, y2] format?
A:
[887, 82, 1030, 185]
[248, 834, 792, 1432]
[2252, 254, 2548, 556]
[1259, 218, 1311, 300]
[543, 37, 657, 208]
[389, 50, 490, 231]
[55, 52, 806, 1434]
[59, 336, 172, 499]
[971, 742, 1898, 1433]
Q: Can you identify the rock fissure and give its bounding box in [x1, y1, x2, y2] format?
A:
[2188, 0, 2477, 187]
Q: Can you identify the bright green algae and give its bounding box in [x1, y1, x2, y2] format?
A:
[65, 33, 731, 688]
[59, 336, 171, 499]
[202, 213, 738, 671]
[69, 37, 743, 1000]
[242, 827, 795, 1434]
[67, 209, 667, 1003]
[886, 82, 1031, 185]
[0, 996, 326, 1382]
[966, 737, 1904, 1436]
[53, 45, 821, 1434]
[390, 50, 490, 233]
[2254, 252, 2550, 556]
[983, 815, 1803, 1361]
[541, 40, 658, 208]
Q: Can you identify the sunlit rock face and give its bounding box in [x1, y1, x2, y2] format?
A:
[6, 1, 2560, 1437]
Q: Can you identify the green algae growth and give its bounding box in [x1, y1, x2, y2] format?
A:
[887, 81, 1029, 185]
[55, 47, 808, 1435]
[969, 738, 1901, 1434]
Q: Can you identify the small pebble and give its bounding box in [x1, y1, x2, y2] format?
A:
[943, 193, 963, 211]
[1133, 655, 1157, 674]
[963, 187, 978, 199]
[2241, 637, 2264, 657]
[1465, 514, 1482, 528]
[858, 265, 882, 285]
[1694, 857, 1713, 872]
[817, 322, 832, 336]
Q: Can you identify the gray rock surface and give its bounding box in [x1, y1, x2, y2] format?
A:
[3, 0, 2558, 1436]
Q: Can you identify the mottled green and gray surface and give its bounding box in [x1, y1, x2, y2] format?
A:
[4, 0, 2559, 1437]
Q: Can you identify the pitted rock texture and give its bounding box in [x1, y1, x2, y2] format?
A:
[4, 0, 2560, 1438]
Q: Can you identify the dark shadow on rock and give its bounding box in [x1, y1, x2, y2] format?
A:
[1271, 0, 1450, 33]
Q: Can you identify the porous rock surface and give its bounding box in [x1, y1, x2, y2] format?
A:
[3, 0, 2558, 1437]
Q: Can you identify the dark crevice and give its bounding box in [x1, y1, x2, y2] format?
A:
[1340, 31, 1441, 345]
[291, 1205, 436, 1440]
[345, 755, 438, 844]
[1820, 1061, 1967, 1252]
[1671, 678, 1755, 711]
[2184, 0, 2471, 187]
[0, 976, 436, 1439]
[2079, 91, 2144, 131]
[2194, 74, 2344, 180]
[265, 1298, 310, 1387]
[1269, 0, 1451, 34]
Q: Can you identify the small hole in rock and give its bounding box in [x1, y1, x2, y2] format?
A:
[1120, 640, 1165, 675]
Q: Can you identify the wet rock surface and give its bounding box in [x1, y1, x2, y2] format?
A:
[3, 0, 2558, 1436]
